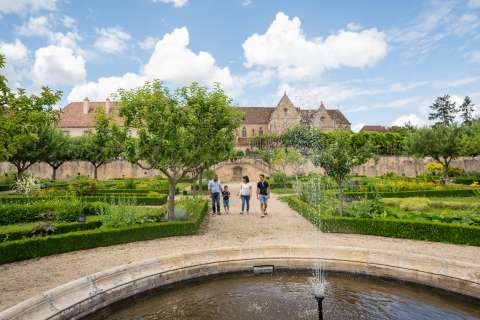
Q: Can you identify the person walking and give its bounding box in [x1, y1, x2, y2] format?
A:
[208, 174, 222, 215]
[238, 175, 252, 215]
[222, 185, 231, 214]
[257, 174, 270, 217]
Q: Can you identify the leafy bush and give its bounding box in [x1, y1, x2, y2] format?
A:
[0, 201, 208, 264]
[348, 196, 386, 218]
[54, 198, 85, 222]
[398, 198, 432, 211]
[271, 172, 288, 185]
[426, 162, 443, 175]
[346, 189, 478, 199]
[0, 195, 168, 205]
[100, 204, 140, 228]
[448, 166, 465, 177]
[68, 175, 97, 196]
[14, 174, 41, 196]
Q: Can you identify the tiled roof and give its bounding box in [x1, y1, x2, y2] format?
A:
[237, 107, 275, 124]
[58, 101, 122, 128]
[360, 125, 386, 132]
[327, 109, 351, 125]
[299, 110, 317, 124]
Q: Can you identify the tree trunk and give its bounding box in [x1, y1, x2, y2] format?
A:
[167, 177, 177, 220]
[443, 162, 449, 184]
[199, 169, 204, 193]
[93, 165, 99, 179]
[52, 166, 57, 180]
[338, 181, 344, 216]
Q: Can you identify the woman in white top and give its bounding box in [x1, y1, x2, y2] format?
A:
[238, 175, 252, 214]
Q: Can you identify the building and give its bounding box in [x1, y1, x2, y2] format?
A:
[235, 93, 350, 149]
[359, 125, 386, 133]
[58, 93, 350, 149]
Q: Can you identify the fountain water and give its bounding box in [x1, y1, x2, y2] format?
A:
[310, 265, 328, 319]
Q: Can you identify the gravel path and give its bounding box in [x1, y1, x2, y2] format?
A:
[1, 183, 479, 311]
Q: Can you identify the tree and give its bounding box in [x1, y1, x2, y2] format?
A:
[281, 125, 325, 155]
[78, 106, 124, 179]
[460, 120, 480, 156]
[312, 131, 374, 215]
[458, 96, 475, 124]
[428, 95, 457, 125]
[118, 81, 243, 219]
[272, 147, 302, 188]
[405, 124, 463, 183]
[43, 128, 75, 180]
[0, 54, 62, 176]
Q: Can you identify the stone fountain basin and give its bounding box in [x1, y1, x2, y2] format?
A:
[1, 245, 479, 320]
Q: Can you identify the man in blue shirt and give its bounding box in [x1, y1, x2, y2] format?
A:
[208, 174, 222, 215]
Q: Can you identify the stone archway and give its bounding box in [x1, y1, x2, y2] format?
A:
[232, 166, 243, 181]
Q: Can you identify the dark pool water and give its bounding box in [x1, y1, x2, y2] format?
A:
[87, 271, 480, 320]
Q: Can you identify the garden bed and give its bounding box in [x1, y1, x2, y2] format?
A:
[0, 200, 207, 264]
[285, 196, 480, 246]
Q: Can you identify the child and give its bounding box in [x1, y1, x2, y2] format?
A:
[222, 185, 231, 214]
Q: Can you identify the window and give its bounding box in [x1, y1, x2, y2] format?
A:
[259, 127, 264, 136]
[284, 108, 288, 116]
[252, 128, 255, 136]
[62, 130, 70, 136]
[242, 127, 247, 137]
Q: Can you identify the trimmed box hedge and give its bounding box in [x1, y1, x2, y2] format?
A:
[0, 201, 108, 225]
[0, 184, 11, 192]
[0, 220, 102, 242]
[0, 195, 168, 206]
[0, 201, 207, 264]
[285, 196, 480, 246]
[345, 189, 478, 199]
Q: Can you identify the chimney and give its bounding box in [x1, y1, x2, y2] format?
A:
[105, 98, 111, 114]
[83, 98, 89, 114]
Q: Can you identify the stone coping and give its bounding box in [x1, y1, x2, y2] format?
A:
[1, 244, 479, 320]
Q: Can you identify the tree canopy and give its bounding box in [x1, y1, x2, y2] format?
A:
[118, 81, 243, 219]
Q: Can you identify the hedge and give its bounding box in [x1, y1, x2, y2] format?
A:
[0, 201, 208, 264]
[454, 177, 479, 185]
[285, 196, 480, 246]
[345, 189, 478, 199]
[269, 182, 293, 189]
[0, 220, 102, 242]
[0, 195, 168, 206]
[0, 184, 11, 192]
[0, 201, 108, 225]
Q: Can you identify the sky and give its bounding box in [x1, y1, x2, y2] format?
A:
[1, 0, 480, 131]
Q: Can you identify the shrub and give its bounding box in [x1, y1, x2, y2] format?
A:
[271, 172, 288, 185]
[100, 204, 140, 228]
[398, 198, 432, 211]
[0, 201, 208, 264]
[425, 162, 443, 175]
[448, 166, 465, 177]
[345, 189, 477, 199]
[14, 174, 41, 196]
[54, 198, 85, 222]
[68, 175, 97, 196]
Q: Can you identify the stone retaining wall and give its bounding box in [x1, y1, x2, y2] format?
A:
[1, 156, 480, 182]
[1, 245, 479, 320]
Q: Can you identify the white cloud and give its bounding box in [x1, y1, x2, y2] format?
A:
[0, 39, 28, 63]
[143, 27, 242, 94]
[242, 0, 252, 6]
[0, 0, 56, 15]
[466, 50, 480, 64]
[68, 73, 146, 101]
[68, 26, 242, 101]
[469, 0, 480, 8]
[277, 82, 378, 107]
[62, 15, 76, 28]
[94, 27, 131, 54]
[138, 36, 159, 50]
[346, 96, 422, 113]
[32, 45, 86, 86]
[389, 81, 428, 92]
[152, 0, 188, 8]
[17, 15, 82, 50]
[391, 114, 426, 127]
[351, 123, 365, 132]
[0, 39, 29, 86]
[346, 22, 362, 31]
[242, 12, 387, 81]
[434, 76, 480, 88]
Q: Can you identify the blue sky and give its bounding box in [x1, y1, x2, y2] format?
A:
[1, 0, 480, 130]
